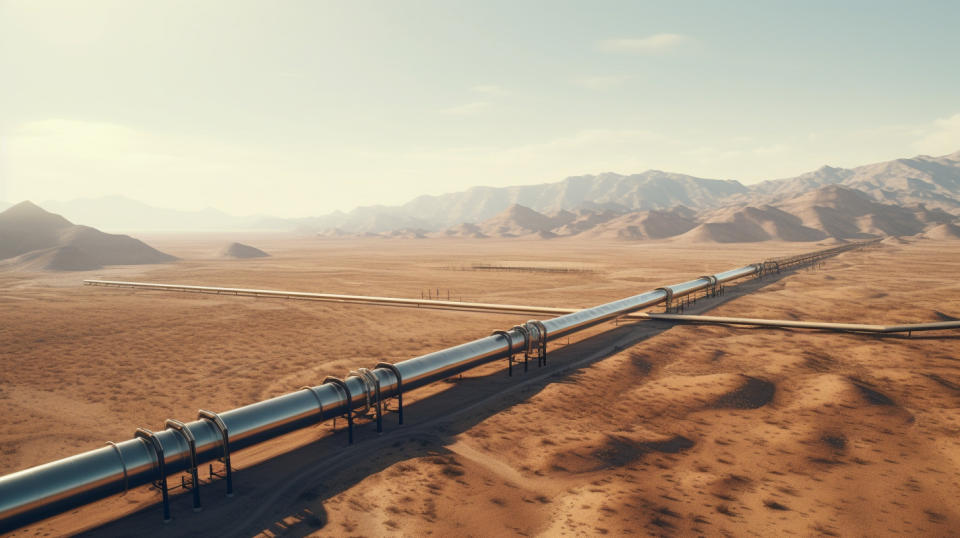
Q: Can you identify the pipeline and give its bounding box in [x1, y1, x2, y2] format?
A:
[0, 240, 876, 532]
[82, 282, 959, 336]
[82, 280, 579, 318]
[638, 313, 960, 334]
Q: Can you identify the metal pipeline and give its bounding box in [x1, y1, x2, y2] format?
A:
[0, 240, 874, 531]
[81, 281, 580, 318]
[637, 313, 960, 334]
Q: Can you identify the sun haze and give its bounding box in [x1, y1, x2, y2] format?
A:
[1, 0, 959, 216]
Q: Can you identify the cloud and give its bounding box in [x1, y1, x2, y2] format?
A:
[440, 101, 490, 116]
[598, 33, 693, 54]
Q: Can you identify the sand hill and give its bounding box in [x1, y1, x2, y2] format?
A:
[478, 204, 559, 237]
[921, 222, 960, 240]
[387, 228, 428, 239]
[0, 201, 176, 271]
[438, 185, 957, 244]
[746, 151, 960, 213]
[553, 209, 622, 236]
[675, 185, 948, 243]
[778, 185, 929, 238]
[680, 205, 827, 243]
[218, 242, 270, 259]
[587, 209, 698, 240]
[444, 223, 488, 239]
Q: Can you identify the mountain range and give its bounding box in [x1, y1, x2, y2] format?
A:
[2, 149, 959, 241]
[279, 150, 960, 236]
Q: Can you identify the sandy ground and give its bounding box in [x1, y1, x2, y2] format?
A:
[1, 236, 958, 536]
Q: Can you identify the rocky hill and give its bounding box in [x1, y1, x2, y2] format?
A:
[746, 151, 960, 212]
[218, 242, 270, 259]
[419, 184, 957, 243]
[300, 171, 746, 233]
[0, 201, 176, 271]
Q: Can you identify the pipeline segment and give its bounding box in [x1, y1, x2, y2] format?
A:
[638, 313, 960, 334]
[0, 241, 874, 531]
[82, 280, 579, 318]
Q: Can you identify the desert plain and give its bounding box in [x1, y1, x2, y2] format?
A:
[1, 235, 959, 537]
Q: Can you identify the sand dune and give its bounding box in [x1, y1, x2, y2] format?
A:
[443, 223, 488, 239]
[921, 222, 960, 240]
[679, 205, 827, 243]
[3, 237, 959, 536]
[478, 204, 558, 237]
[779, 185, 929, 238]
[587, 209, 697, 240]
[219, 242, 270, 259]
[0, 202, 176, 271]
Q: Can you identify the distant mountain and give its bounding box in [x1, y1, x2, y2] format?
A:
[299, 171, 746, 233]
[294, 206, 434, 235]
[746, 151, 960, 212]
[585, 208, 698, 240]
[675, 185, 951, 243]
[476, 204, 565, 237]
[0, 201, 176, 271]
[303, 150, 960, 235]
[444, 223, 488, 239]
[14, 148, 960, 238]
[421, 184, 956, 243]
[401, 171, 746, 227]
[40, 196, 272, 233]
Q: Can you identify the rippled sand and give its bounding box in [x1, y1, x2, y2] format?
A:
[2, 236, 957, 536]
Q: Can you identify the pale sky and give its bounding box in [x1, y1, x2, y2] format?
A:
[1, 0, 959, 216]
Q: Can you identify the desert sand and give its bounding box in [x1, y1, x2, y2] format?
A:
[1, 236, 958, 536]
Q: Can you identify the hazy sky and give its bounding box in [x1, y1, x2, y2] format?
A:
[2, 0, 959, 216]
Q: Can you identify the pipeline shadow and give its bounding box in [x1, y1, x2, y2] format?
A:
[77, 267, 815, 537]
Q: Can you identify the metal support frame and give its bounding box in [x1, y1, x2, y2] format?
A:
[698, 275, 719, 298]
[350, 368, 383, 433]
[656, 287, 674, 313]
[511, 324, 531, 372]
[492, 330, 516, 376]
[165, 419, 201, 512]
[526, 320, 548, 367]
[323, 376, 353, 444]
[375, 362, 404, 425]
[135, 428, 171, 523]
[197, 409, 233, 497]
